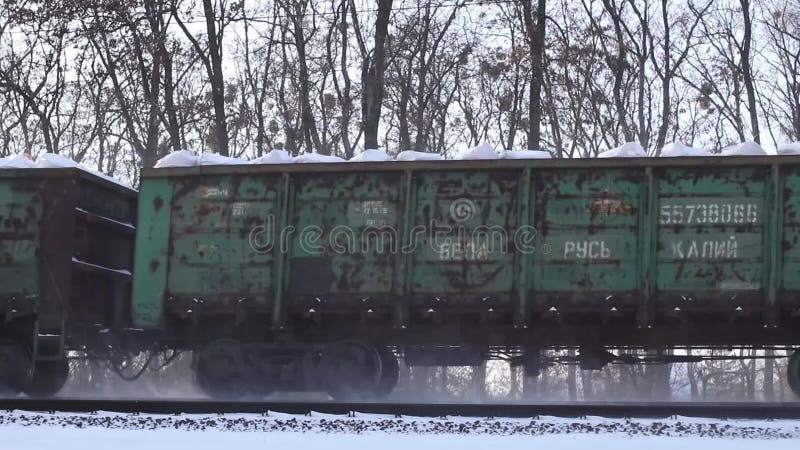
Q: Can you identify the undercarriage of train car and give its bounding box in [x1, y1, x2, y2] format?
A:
[153, 304, 800, 400]
[3, 310, 800, 399]
[184, 339, 800, 400]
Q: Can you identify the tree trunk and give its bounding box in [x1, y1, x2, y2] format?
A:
[289, 3, 323, 154]
[654, 0, 671, 152]
[602, 0, 634, 143]
[522, 0, 547, 150]
[739, 0, 760, 143]
[764, 350, 774, 401]
[162, 51, 182, 153]
[202, 0, 229, 155]
[687, 349, 699, 400]
[361, 0, 393, 149]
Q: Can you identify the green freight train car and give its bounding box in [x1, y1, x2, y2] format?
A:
[0, 168, 137, 396]
[132, 157, 800, 399]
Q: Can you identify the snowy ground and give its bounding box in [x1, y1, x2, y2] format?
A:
[2, 410, 798, 449]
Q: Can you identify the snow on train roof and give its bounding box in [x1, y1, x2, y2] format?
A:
[4, 141, 798, 174]
[149, 141, 797, 167]
[0, 152, 131, 187]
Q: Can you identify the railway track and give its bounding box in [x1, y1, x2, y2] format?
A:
[1, 398, 799, 419]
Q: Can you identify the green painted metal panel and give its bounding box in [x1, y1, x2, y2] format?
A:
[409, 170, 518, 294]
[637, 167, 657, 325]
[781, 167, 800, 290]
[658, 263, 762, 290]
[538, 230, 639, 290]
[0, 239, 38, 295]
[763, 165, 781, 323]
[287, 172, 401, 296]
[513, 168, 532, 325]
[0, 178, 41, 299]
[132, 178, 173, 328]
[167, 175, 280, 307]
[131, 158, 800, 328]
[655, 167, 767, 291]
[656, 167, 766, 196]
[533, 169, 642, 292]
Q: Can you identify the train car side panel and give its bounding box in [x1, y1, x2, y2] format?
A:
[132, 178, 173, 329]
[532, 168, 643, 319]
[0, 178, 42, 316]
[654, 166, 767, 320]
[780, 166, 800, 318]
[407, 170, 519, 321]
[286, 171, 401, 320]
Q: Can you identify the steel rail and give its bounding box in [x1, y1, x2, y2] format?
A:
[1, 398, 800, 419]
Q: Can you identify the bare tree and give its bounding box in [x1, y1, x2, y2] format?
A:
[277, 0, 324, 154]
[760, 1, 800, 143]
[650, 0, 711, 152]
[172, 0, 241, 155]
[0, 3, 69, 154]
[386, 0, 465, 153]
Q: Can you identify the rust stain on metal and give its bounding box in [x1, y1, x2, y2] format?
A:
[195, 203, 222, 217]
[587, 198, 636, 216]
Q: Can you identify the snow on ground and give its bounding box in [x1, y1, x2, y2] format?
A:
[1, 410, 798, 450]
[5, 426, 800, 450]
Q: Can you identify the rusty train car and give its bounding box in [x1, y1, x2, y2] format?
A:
[130, 156, 800, 399]
[0, 168, 137, 396]
[2, 157, 800, 399]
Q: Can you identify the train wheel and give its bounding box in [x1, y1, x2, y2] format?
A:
[321, 340, 382, 401]
[0, 341, 31, 396]
[195, 339, 249, 400]
[374, 346, 399, 399]
[789, 350, 800, 397]
[24, 359, 69, 397]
